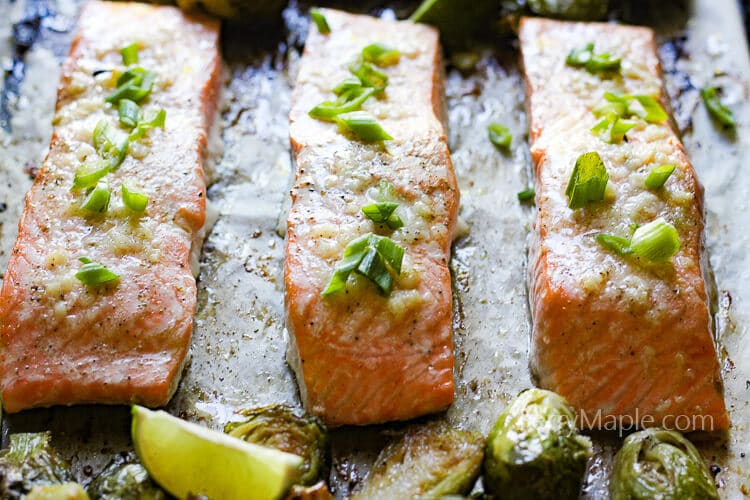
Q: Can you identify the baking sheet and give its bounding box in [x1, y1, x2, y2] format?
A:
[0, 0, 748, 497]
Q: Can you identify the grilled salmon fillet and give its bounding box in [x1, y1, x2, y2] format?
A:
[520, 18, 728, 430]
[286, 9, 458, 426]
[0, 1, 221, 413]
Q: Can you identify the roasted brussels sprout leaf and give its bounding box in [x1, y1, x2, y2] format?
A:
[0, 432, 75, 498]
[352, 425, 484, 498]
[285, 480, 333, 500]
[483, 388, 592, 500]
[26, 483, 89, 500]
[224, 405, 328, 485]
[527, 0, 609, 20]
[610, 428, 719, 500]
[87, 451, 166, 500]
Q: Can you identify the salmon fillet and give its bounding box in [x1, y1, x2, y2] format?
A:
[0, 1, 221, 413]
[286, 9, 458, 426]
[520, 18, 728, 430]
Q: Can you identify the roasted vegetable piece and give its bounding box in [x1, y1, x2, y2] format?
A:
[352, 425, 484, 498]
[224, 405, 328, 485]
[26, 483, 89, 500]
[172, 0, 286, 21]
[610, 428, 719, 500]
[87, 452, 166, 500]
[527, 0, 608, 20]
[411, 0, 499, 48]
[483, 389, 592, 499]
[0, 432, 74, 498]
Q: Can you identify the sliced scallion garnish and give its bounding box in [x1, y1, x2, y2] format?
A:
[645, 164, 676, 190]
[120, 43, 139, 66]
[592, 113, 637, 143]
[310, 8, 330, 34]
[122, 181, 149, 212]
[361, 43, 400, 67]
[72, 159, 110, 191]
[629, 218, 680, 262]
[309, 88, 376, 121]
[517, 188, 535, 203]
[566, 152, 609, 209]
[322, 233, 405, 297]
[118, 99, 140, 129]
[488, 123, 512, 149]
[333, 76, 363, 96]
[566, 43, 594, 67]
[362, 202, 403, 230]
[75, 257, 120, 286]
[335, 111, 393, 142]
[106, 67, 156, 104]
[349, 61, 388, 91]
[596, 233, 633, 256]
[566, 42, 620, 74]
[602, 93, 667, 124]
[93, 120, 129, 170]
[81, 178, 111, 214]
[129, 109, 166, 141]
[701, 86, 736, 128]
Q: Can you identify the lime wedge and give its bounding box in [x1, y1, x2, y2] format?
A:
[131, 405, 303, 500]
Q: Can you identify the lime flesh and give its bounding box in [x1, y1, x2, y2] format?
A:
[131, 405, 303, 500]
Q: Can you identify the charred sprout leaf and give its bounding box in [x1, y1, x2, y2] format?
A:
[610, 428, 719, 500]
[527, 0, 608, 20]
[0, 432, 74, 499]
[352, 425, 484, 498]
[224, 405, 328, 486]
[483, 389, 592, 500]
[26, 483, 89, 499]
[285, 481, 333, 500]
[87, 452, 166, 500]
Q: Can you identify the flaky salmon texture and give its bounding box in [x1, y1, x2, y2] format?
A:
[520, 18, 728, 431]
[0, 2, 221, 413]
[286, 9, 458, 426]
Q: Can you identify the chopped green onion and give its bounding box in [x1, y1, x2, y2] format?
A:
[118, 99, 140, 129]
[322, 233, 404, 297]
[629, 217, 680, 262]
[596, 233, 633, 256]
[566, 152, 609, 209]
[72, 159, 110, 190]
[362, 202, 403, 230]
[593, 100, 628, 118]
[701, 86, 736, 128]
[349, 61, 388, 91]
[593, 114, 638, 143]
[629, 95, 668, 123]
[309, 88, 376, 121]
[488, 123, 512, 149]
[93, 120, 129, 170]
[566, 43, 594, 67]
[377, 179, 400, 201]
[361, 43, 400, 67]
[310, 8, 330, 34]
[333, 76, 363, 96]
[122, 181, 149, 212]
[120, 43, 139, 66]
[645, 164, 676, 190]
[585, 52, 621, 73]
[566, 43, 620, 74]
[81, 178, 111, 214]
[106, 68, 156, 104]
[75, 257, 120, 286]
[336, 111, 393, 142]
[129, 109, 166, 141]
[517, 188, 535, 203]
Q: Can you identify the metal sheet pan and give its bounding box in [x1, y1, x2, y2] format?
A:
[0, 0, 748, 497]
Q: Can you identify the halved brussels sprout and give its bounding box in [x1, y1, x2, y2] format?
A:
[224, 405, 328, 485]
[87, 452, 166, 500]
[0, 432, 74, 498]
[610, 428, 719, 500]
[483, 388, 592, 499]
[352, 424, 485, 498]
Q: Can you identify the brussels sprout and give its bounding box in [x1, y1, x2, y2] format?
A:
[172, 0, 285, 21]
[527, 0, 609, 20]
[224, 405, 328, 485]
[26, 483, 89, 500]
[352, 425, 484, 498]
[285, 480, 333, 500]
[482, 388, 592, 499]
[610, 428, 719, 500]
[0, 432, 74, 498]
[411, 0, 500, 49]
[87, 452, 166, 500]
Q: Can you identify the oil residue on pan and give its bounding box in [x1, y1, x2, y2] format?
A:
[0, 0, 748, 497]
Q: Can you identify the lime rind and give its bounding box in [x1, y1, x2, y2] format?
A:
[131, 406, 303, 500]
